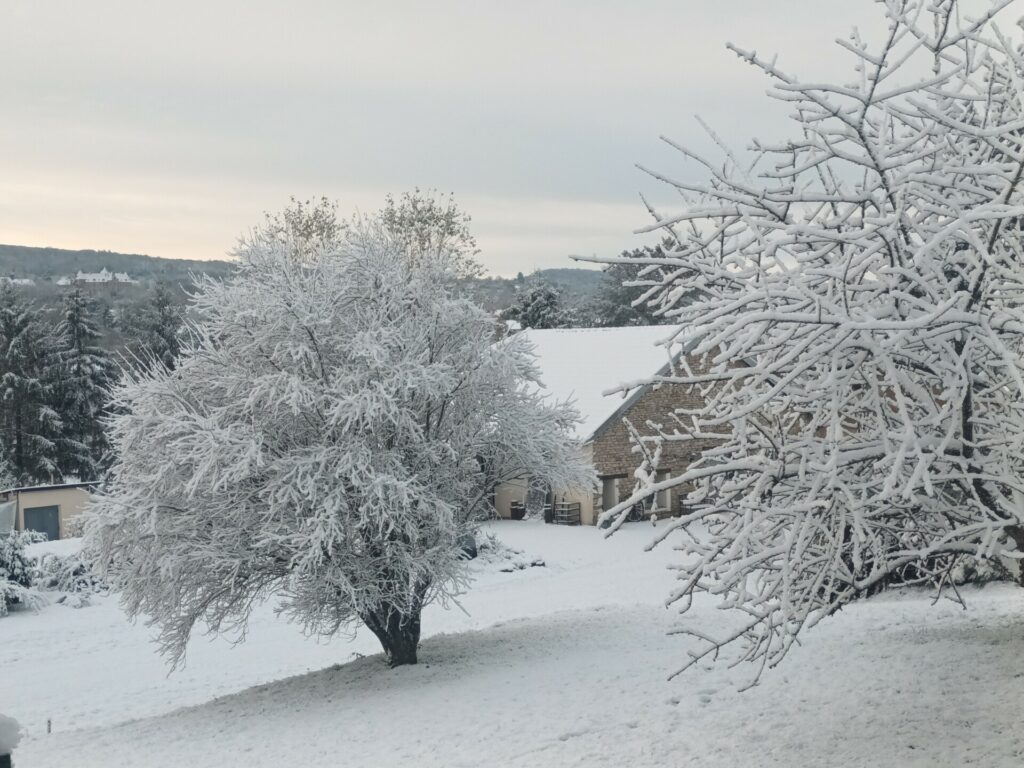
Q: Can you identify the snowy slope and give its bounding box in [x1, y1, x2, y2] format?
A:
[518, 326, 673, 441]
[5, 521, 1024, 767]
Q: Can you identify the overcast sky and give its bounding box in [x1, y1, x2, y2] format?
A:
[0, 1, 973, 275]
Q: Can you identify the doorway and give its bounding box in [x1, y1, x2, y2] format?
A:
[23, 505, 60, 541]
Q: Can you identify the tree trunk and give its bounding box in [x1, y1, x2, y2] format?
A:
[361, 605, 422, 667]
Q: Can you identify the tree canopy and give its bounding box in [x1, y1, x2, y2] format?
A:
[594, 0, 1024, 679]
[85, 200, 593, 667]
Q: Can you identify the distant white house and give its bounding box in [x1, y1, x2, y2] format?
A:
[57, 268, 137, 287]
[1, 277, 35, 287]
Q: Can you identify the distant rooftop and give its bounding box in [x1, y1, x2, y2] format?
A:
[73, 268, 136, 284]
[515, 325, 674, 442]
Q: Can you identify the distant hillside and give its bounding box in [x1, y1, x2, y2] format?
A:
[0, 244, 237, 283]
[533, 267, 605, 298]
[0, 243, 609, 311]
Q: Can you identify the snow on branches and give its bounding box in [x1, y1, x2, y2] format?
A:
[590, 0, 1024, 679]
[85, 200, 593, 667]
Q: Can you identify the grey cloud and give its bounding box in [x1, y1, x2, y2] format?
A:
[3, 0, 959, 274]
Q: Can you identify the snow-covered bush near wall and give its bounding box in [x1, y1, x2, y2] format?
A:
[0, 531, 44, 616]
[472, 534, 545, 573]
[874, 553, 1013, 593]
[948, 556, 1013, 587]
[32, 549, 106, 607]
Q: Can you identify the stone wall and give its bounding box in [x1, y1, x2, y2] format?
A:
[589, 358, 720, 524]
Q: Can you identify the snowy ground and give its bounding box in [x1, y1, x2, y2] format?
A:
[5, 520, 1024, 767]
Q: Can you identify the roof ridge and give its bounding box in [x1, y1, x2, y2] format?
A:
[523, 324, 666, 333]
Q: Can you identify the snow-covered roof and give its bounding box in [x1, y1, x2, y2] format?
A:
[518, 326, 674, 443]
[0, 481, 98, 496]
[76, 268, 112, 282]
[71, 268, 135, 284]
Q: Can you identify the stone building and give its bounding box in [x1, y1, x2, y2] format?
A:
[494, 325, 713, 526]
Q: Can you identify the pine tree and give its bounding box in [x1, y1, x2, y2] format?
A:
[0, 285, 61, 484]
[54, 288, 110, 479]
[580, 246, 680, 328]
[131, 283, 184, 370]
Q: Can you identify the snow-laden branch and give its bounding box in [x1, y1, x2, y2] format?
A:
[589, 0, 1024, 680]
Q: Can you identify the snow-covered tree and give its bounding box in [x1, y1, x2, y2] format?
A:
[0, 530, 44, 617]
[128, 282, 185, 371]
[379, 188, 484, 279]
[85, 201, 593, 667]
[582, 246, 676, 328]
[591, 0, 1024, 678]
[0, 285, 61, 485]
[0, 458, 15, 491]
[54, 288, 111, 479]
[502, 280, 567, 329]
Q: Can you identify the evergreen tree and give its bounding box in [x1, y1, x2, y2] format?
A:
[54, 288, 110, 479]
[583, 247, 668, 327]
[502, 280, 566, 329]
[0, 285, 61, 484]
[132, 283, 184, 370]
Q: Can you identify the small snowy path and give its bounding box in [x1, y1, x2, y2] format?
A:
[5, 521, 1024, 766]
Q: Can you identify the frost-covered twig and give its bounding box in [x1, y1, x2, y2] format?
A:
[587, 0, 1024, 678]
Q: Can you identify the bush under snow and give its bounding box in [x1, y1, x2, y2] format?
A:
[32, 548, 106, 607]
[0, 531, 44, 616]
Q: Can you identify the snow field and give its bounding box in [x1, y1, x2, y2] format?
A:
[4, 520, 1024, 767]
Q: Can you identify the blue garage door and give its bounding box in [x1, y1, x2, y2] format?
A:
[24, 505, 60, 541]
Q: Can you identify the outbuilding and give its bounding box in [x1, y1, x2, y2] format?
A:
[0, 482, 97, 540]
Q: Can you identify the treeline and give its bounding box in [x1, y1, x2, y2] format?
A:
[499, 247, 674, 330]
[0, 283, 182, 487]
[0, 244, 236, 283]
[0, 236, 668, 489]
[0, 243, 615, 319]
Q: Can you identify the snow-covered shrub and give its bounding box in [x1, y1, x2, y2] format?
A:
[473, 534, 545, 573]
[33, 550, 106, 600]
[859, 552, 1012, 594]
[948, 556, 1012, 587]
[0, 531, 44, 616]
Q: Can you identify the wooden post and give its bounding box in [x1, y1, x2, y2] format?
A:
[0, 751, 13, 768]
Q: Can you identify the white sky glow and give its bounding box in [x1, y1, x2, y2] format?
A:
[5, 1, 1002, 275]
